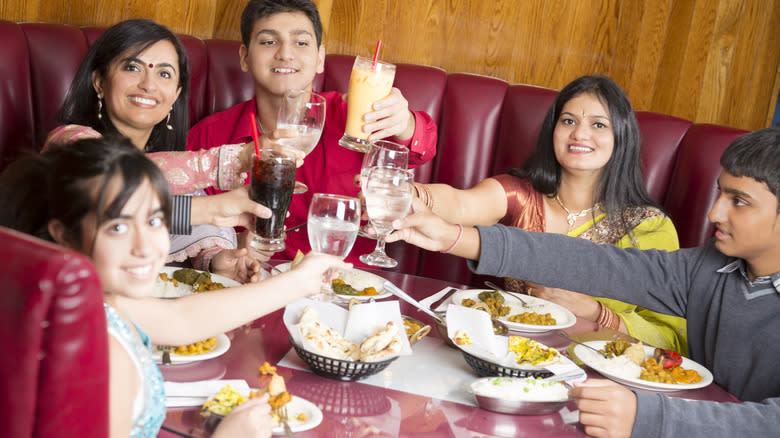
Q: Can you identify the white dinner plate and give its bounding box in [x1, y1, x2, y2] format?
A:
[274, 263, 392, 301]
[151, 333, 231, 365]
[153, 267, 241, 298]
[271, 396, 323, 435]
[573, 341, 714, 392]
[447, 289, 576, 333]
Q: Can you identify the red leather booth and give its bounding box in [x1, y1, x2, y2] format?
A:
[0, 20, 749, 286]
[0, 226, 108, 438]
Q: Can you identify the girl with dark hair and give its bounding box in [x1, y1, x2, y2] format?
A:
[45, 19, 281, 281]
[0, 137, 349, 438]
[397, 75, 687, 354]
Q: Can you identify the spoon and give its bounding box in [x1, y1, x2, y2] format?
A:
[558, 332, 608, 358]
[484, 280, 531, 308]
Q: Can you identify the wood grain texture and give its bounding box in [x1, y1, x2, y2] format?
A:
[1, 0, 778, 130]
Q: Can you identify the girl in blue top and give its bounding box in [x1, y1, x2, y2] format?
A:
[0, 137, 349, 437]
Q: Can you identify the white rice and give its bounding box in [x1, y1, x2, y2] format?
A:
[471, 377, 569, 402]
[337, 270, 384, 292]
[579, 348, 642, 380]
[152, 276, 192, 298]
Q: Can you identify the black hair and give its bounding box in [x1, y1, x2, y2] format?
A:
[0, 137, 171, 252]
[720, 127, 780, 212]
[240, 0, 323, 47]
[57, 19, 190, 152]
[510, 75, 660, 238]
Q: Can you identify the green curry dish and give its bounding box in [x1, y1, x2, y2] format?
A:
[478, 290, 505, 305]
[173, 268, 212, 286]
[331, 279, 361, 296]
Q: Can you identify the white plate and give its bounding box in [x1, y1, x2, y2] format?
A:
[271, 396, 323, 435]
[573, 341, 714, 392]
[151, 333, 231, 365]
[448, 289, 576, 333]
[274, 263, 392, 301]
[153, 267, 241, 298]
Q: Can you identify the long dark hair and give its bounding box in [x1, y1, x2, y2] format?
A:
[0, 137, 172, 251]
[720, 127, 780, 212]
[57, 19, 190, 152]
[241, 0, 323, 47]
[510, 75, 660, 236]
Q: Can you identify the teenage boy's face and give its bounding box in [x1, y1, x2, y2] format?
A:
[240, 11, 325, 97]
[708, 170, 780, 269]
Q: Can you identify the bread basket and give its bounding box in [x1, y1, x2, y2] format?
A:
[288, 336, 398, 381]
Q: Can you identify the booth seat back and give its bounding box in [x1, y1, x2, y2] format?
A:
[0, 227, 108, 438]
[0, 20, 749, 285]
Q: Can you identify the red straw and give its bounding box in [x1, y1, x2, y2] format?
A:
[371, 40, 382, 69]
[249, 112, 261, 159]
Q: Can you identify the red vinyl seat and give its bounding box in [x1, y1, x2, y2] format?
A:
[0, 227, 108, 438]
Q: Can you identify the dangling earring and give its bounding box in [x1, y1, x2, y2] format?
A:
[165, 109, 173, 130]
[97, 93, 103, 120]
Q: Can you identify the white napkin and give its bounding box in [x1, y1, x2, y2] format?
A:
[419, 287, 456, 311]
[164, 379, 250, 407]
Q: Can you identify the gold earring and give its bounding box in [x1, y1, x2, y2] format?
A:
[97, 93, 103, 120]
[165, 110, 173, 130]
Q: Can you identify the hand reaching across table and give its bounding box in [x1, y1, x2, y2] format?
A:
[570, 379, 637, 438]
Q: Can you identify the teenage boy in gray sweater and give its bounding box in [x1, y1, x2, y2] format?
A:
[387, 127, 780, 437]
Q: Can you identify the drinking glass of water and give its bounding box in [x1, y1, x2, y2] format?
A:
[360, 167, 414, 268]
[277, 89, 326, 194]
[308, 193, 361, 300]
[358, 140, 409, 238]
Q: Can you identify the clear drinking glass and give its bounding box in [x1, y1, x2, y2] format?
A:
[358, 140, 409, 238]
[308, 193, 361, 300]
[276, 89, 326, 194]
[360, 167, 414, 268]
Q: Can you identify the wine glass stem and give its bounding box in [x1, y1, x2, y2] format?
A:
[373, 233, 388, 254]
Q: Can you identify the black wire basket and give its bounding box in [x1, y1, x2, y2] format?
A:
[461, 349, 554, 378]
[289, 336, 398, 381]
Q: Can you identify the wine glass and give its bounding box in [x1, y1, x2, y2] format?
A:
[307, 193, 361, 300]
[360, 167, 414, 268]
[276, 89, 326, 194]
[358, 140, 409, 238]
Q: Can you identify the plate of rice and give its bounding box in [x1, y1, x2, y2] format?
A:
[153, 267, 240, 298]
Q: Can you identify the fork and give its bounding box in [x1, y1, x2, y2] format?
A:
[558, 332, 609, 358]
[484, 280, 531, 308]
[158, 345, 174, 365]
[277, 405, 294, 437]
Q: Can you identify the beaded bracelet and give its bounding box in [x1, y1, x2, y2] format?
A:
[441, 224, 463, 254]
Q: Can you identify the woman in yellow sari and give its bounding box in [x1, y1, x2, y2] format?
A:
[409, 75, 686, 354]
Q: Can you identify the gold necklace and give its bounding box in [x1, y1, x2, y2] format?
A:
[554, 194, 600, 230]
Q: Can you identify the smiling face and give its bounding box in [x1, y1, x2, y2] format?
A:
[708, 171, 780, 276]
[93, 40, 182, 149]
[83, 177, 170, 298]
[239, 11, 325, 99]
[553, 93, 615, 178]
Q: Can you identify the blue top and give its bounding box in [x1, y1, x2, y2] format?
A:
[105, 303, 166, 438]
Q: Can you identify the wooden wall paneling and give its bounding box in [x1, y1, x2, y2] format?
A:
[510, 0, 546, 85]
[674, 1, 719, 122]
[625, 0, 671, 110]
[0, 0, 40, 22]
[94, 0, 126, 28]
[651, 0, 696, 116]
[608, 0, 643, 93]
[157, 0, 216, 39]
[68, 2, 99, 26]
[38, 0, 70, 24]
[326, 0, 361, 56]
[765, 0, 780, 127]
[530, 0, 576, 88]
[696, 0, 743, 126]
[213, 0, 244, 40]
[125, 0, 159, 22]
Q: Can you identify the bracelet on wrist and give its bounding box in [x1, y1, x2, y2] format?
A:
[441, 224, 463, 254]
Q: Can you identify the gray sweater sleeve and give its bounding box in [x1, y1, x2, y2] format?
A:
[632, 392, 780, 438]
[469, 224, 694, 317]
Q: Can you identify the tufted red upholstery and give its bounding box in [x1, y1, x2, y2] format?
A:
[0, 20, 751, 285]
[0, 226, 108, 438]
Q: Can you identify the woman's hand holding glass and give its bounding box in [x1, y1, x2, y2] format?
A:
[360, 167, 414, 268]
[275, 89, 326, 193]
[307, 193, 361, 300]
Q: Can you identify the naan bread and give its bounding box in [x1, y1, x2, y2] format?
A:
[298, 307, 359, 360]
[359, 322, 401, 362]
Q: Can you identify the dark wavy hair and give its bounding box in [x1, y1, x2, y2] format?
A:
[510, 75, 660, 238]
[720, 127, 780, 212]
[57, 19, 190, 152]
[241, 0, 323, 47]
[0, 137, 171, 253]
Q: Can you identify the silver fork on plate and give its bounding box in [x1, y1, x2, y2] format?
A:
[484, 280, 531, 308]
[277, 405, 294, 437]
[158, 345, 174, 365]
